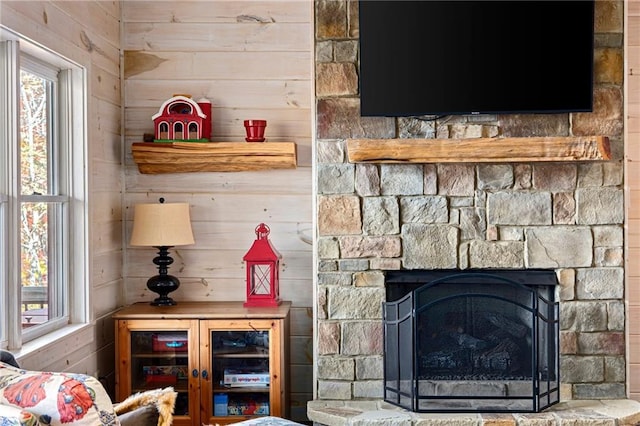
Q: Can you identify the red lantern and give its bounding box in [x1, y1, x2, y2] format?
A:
[243, 223, 282, 307]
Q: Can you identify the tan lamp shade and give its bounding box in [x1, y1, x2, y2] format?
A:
[130, 202, 195, 247]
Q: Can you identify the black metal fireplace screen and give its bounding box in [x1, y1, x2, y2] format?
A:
[384, 269, 559, 413]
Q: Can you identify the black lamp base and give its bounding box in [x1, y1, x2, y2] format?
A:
[147, 245, 180, 306]
[147, 274, 180, 306]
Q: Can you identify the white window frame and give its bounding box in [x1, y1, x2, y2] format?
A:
[0, 26, 88, 350]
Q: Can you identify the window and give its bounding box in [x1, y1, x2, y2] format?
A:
[0, 27, 88, 349]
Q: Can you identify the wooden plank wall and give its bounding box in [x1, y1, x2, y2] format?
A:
[0, 0, 123, 384]
[628, 0, 640, 400]
[121, 2, 314, 421]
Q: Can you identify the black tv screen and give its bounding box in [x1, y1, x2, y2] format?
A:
[359, 0, 595, 117]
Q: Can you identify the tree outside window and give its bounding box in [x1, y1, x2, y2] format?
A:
[20, 70, 50, 328]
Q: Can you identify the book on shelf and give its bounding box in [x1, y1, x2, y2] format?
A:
[223, 369, 269, 387]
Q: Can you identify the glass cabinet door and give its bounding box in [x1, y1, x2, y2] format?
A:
[211, 330, 270, 417]
[200, 319, 279, 424]
[129, 330, 190, 416]
[117, 318, 199, 426]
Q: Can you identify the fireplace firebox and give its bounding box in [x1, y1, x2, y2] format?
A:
[384, 269, 559, 413]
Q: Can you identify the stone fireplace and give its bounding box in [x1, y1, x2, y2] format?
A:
[310, 0, 635, 424]
[310, 154, 633, 424]
[314, 157, 625, 397]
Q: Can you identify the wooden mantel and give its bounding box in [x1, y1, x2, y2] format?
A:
[346, 136, 611, 164]
[131, 142, 297, 173]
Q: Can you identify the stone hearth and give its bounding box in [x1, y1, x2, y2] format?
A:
[308, 399, 640, 426]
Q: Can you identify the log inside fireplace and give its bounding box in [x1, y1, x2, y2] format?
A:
[384, 269, 559, 413]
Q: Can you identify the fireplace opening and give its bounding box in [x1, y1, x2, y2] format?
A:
[384, 269, 559, 413]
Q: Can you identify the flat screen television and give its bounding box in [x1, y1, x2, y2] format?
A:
[358, 1, 595, 117]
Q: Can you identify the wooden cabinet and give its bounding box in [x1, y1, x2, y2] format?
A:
[114, 301, 290, 426]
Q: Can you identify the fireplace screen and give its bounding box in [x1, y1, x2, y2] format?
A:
[384, 269, 559, 413]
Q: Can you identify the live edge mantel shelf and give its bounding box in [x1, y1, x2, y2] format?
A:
[131, 142, 297, 174]
[346, 136, 611, 164]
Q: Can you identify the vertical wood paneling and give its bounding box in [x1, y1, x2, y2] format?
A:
[121, 1, 314, 420]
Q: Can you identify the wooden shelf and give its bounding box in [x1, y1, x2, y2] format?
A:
[346, 136, 611, 164]
[131, 142, 297, 174]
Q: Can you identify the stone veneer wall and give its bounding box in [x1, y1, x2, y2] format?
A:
[313, 0, 626, 404]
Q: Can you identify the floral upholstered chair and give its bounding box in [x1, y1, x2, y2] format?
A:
[0, 362, 118, 425]
[0, 352, 176, 426]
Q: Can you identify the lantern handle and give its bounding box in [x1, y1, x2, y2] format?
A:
[255, 223, 270, 239]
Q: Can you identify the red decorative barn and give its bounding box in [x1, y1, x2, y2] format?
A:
[152, 95, 211, 141]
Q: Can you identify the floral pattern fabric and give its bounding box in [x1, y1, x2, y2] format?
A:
[0, 403, 41, 426]
[0, 362, 119, 426]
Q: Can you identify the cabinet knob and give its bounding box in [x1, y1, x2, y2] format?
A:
[192, 369, 199, 378]
[201, 370, 208, 379]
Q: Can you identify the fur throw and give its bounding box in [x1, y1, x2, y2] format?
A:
[113, 387, 177, 426]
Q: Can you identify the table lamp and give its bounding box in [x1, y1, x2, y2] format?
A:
[130, 199, 195, 306]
